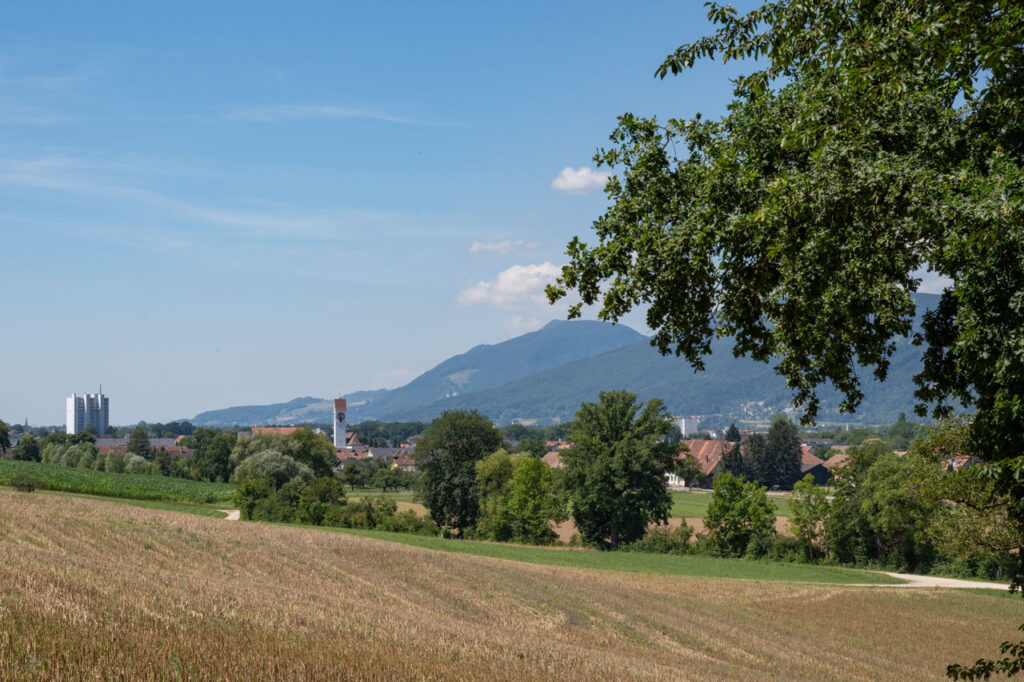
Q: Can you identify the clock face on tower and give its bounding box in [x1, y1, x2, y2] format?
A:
[336, 412, 346, 422]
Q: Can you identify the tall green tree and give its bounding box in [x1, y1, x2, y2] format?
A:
[506, 457, 563, 545]
[704, 472, 776, 557]
[720, 441, 745, 478]
[475, 448, 518, 541]
[545, 0, 1024, 591]
[126, 426, 151, 458]
[0, 419, 10, 455]
[789, 474, 831, 560]
[764, 415, 802, 489]
[724, 424, 741, 443]
[11, 434, 41, 462]
[191, 428, 235, 482]
[413, 410, 502, 536]
[562, 391, 676, 548]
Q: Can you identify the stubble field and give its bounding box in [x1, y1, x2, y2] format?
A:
[0, 489, 1019, 680]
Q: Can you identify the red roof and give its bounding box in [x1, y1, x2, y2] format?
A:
[823, 452, 849, 470]
[252, 426, 300, 437]
[682, 439, 731, 476]
[541, 451, 563, 469]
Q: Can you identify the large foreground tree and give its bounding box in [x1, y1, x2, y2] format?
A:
[547, 0, 1024, 585]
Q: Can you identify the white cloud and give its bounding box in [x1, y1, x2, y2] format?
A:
[458, 262, 562, 310]
[551, 166, 610, 194]
[468, 239, 538, 254]
[915, 268, 954, 294]
[225, 104, 427, 125]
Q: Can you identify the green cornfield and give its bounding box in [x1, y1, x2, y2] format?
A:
[0, 459, 234, 504]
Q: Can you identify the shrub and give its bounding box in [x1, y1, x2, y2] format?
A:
[377, 510, 439, 536]
[624, 523, 693, 555]
[10, 473, 40, 492]
[232, 450, 313, 489]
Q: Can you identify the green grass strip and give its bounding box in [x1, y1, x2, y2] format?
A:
[670, 489, 794, 518]
[325, 526, 901, 584]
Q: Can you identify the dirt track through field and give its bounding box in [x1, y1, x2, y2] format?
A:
[868, 573, 1010, 590]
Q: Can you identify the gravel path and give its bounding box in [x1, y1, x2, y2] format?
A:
[221, 509, 240, 521]
[858, 572, 1010, 590]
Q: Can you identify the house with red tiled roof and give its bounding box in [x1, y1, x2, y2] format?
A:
[823, 452, 849, 471]
[674, 439, 732, 488]
[334, 447, 371, 468]
[799, 446, 832, 485]
[541, 451, 563, 469]
[391, 448, 416, 472]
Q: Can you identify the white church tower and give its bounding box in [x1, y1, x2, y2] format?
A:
[333, 398, 348, 449]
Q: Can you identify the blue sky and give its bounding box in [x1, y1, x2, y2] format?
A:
[1, 2, 945, 425]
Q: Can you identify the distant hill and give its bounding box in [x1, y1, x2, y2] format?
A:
[382, 332, 923, 425]
[191, 296, 941, 427]
[377, 293, 942, 425]
[191, 320, 645, 426]
[192, 396, 333, 427]
[344, 320, 646, 421]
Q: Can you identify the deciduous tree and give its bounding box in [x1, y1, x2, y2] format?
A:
[414, 410, 502, 536]
[544, 0, 1024, 590]
[789, 474, 830, 560]
[126, 426, 151, 458]
[562, 391, 676, 548]
[703, 473, 776, 557]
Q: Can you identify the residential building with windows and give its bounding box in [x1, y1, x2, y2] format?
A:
[66, 392, 109, 435]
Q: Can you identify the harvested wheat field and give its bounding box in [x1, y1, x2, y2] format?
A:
[0, 490, 1019, 680]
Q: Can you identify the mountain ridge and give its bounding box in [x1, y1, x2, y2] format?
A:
[192, 296, 942, 427]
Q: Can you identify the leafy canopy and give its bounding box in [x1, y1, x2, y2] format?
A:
[546, 0, 1024, 586]
[563, 390, 677, 548]
[704, 472, 777, 557]
[413, 410, 503, 535]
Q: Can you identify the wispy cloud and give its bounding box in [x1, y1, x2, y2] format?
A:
[225, 104, 429, 125]
[468, 239, 538, 254]
[0, 156, 345, 237]
[0, 102, 71, 125]
[551, 166, 610, 194]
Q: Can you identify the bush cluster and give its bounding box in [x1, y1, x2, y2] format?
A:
[234, 474, 437, 535]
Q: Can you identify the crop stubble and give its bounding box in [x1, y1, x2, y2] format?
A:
[0, 490, 1018, 680]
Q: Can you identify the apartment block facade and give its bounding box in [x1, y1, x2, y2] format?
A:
[66, 392, 109, 435]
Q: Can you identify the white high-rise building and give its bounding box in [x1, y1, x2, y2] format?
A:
[66, 392, 109, 435]
[677, 416, 701, 437]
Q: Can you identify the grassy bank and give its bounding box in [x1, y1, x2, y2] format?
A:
[327, 526, 897, 584]
[671, 488, 795, 518]
[0, 459, 234, 504]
